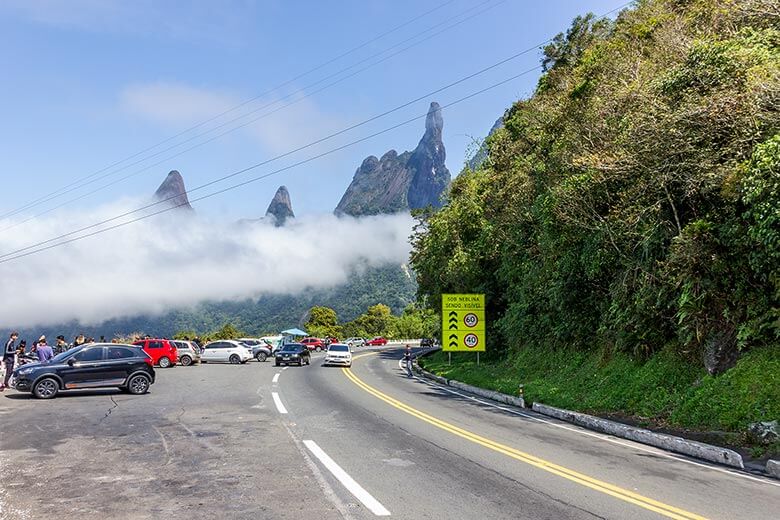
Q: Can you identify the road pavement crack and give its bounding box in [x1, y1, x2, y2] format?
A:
[99, 395, 119, 422]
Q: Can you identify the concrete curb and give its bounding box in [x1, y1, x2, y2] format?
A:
[532, 403, 745, 469]
[411, 357, 526, 409]
[413, 349, 751, 473]
[767, 459, 780, 479]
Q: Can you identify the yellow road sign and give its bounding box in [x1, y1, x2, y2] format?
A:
[442, 294, 485, 352]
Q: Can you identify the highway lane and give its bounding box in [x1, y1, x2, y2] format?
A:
[1, 347, 777, 519]
[275, 346, 779, 519]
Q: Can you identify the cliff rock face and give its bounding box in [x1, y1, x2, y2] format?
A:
[265, 186, 295, 226]
[154, 170, 193, 210]
[335, 102, 450, 216]
[407, 102, 450, 210]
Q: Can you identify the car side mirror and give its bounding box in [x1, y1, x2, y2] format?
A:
[67, 358, 76, 366]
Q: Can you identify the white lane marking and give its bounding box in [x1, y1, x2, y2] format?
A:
[271, 392, 288, 414]
[282, 367, 289, 371]
[303, 440, 391, 516]
[411, 372, 780, 487]
[272, 373, 280, 383]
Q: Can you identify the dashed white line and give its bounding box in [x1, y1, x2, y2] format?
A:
[271, 392, 288, 414]
[272, 373, 280, 383]
[282, 367, 289, 371]
[303, 440, 391, 516]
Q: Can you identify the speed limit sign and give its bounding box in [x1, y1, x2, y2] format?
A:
[463, 313, 479, 328]
[464, 333, 479, 348]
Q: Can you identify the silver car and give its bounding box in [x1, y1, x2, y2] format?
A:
[173, 340, 201, 366]
[343, 337, 365, 347]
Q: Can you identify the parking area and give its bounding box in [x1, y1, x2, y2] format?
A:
[0, 359, 342, 520]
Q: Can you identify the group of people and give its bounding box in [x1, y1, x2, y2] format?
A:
[1, 330, 100, 391]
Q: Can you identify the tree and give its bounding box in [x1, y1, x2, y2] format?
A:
[305, 306, 340, 338]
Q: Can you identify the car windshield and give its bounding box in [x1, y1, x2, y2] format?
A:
[241, 340, 260, 346]
[280, 345, 300, 353]
[329, 345, 349, 352]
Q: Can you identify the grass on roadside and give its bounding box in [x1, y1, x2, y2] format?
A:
[419, 346, 780, 450]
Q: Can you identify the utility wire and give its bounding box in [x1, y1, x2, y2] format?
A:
[0, 1, 632, 264]
[0, 0, 462, 222]
[0, 65, 544, 265]
[0, 0, 504, 233]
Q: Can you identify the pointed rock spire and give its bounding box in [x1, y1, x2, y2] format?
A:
[265, 185, 295, 226]
[154, 170, 193, 210]
[407, 102, 450, 210]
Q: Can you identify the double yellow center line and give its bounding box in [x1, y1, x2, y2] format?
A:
[342, 354, 707, 520]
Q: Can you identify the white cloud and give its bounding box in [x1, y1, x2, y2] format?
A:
[120, 82, 240, 127]
[0, 0, 258, 44]
[119, 81, 354, 156]
[0, 200, 413, 329]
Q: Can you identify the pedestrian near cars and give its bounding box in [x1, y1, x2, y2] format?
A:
[1, 331, 19, 391]
[36, 336, 54, 363]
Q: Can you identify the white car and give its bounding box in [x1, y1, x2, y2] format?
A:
[342, 337, 365, 347]
[323, 343, 352, 367]
[201, 340, 253, 364]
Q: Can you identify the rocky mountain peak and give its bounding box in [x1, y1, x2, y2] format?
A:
[265, 185, 295, 226]
[154, 170, 193, 210]
[335, 101, 450, 217]
[407, 102, 450, 210]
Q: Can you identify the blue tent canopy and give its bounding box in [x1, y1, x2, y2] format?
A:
[281, 328, 308, 336]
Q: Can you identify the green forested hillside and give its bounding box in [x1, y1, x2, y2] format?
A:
[412, 0, 779, 436]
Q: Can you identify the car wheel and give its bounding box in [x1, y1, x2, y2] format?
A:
[33, 377, 59, 399]
[180, 355, 192, 367]
[229, 354, 240, 364]
[256, 352, 267, 362]
[158, 356, 171, 368]
[275, 360, 280, 366]
[315, 346, 322, 352]
[127, 374, 151, 395]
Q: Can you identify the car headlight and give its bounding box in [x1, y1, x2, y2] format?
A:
[16, 368, 33, 376]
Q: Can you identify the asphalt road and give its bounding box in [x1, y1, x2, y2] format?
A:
[1, 346, 778, 519]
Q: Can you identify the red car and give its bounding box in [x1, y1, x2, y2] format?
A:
[300, 337, 325, 352]
[366, 337, 388, 346]
[132, 338, 179, 368]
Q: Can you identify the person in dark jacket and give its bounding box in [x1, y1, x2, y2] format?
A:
[1, 331, 19, 390]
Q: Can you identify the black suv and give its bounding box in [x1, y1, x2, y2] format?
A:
[274, 343, 311, 367]
[12, 343, 156, 399]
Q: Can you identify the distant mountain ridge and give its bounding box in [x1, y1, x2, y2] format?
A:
[335, 102, 451, 216]
[265, 185, 295, 226]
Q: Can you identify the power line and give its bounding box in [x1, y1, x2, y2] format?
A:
[0, 0, 460, 222]
[0, 2, 632, 264]
[0, 65, 545, 265]
[0, 0, 505, 234]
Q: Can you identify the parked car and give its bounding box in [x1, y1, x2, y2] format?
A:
[342, 337, 365, 347]
[201, 340, 253, 364]
[366, 337, 388, 346]
[420, 338, 436, 347]
[274, 343, 311, 366]
[132, 338, 179, 368]
[12, 343, 155, 399]
[172, 340, 201, 366]
[323, 343, 352, 367]
[237, 338, 272, 362]
[300, 337, 325, 352]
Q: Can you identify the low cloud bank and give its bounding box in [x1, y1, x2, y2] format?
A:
[0, 200, 414, 328]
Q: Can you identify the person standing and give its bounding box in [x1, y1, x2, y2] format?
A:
[1, 331, 19, 391]
[36, 336, 54, 363]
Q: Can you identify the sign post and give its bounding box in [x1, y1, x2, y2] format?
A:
[441, 294, 485, 364]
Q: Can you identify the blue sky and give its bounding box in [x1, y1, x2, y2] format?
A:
[0, 0, 629, 220]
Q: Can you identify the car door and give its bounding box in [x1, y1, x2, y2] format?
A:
[202, 343, 218, 362]
[104, 346, 138, 384]
[61, 346, 107, 389]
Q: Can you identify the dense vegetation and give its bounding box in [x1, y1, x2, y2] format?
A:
[411, 0, 779, 437]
